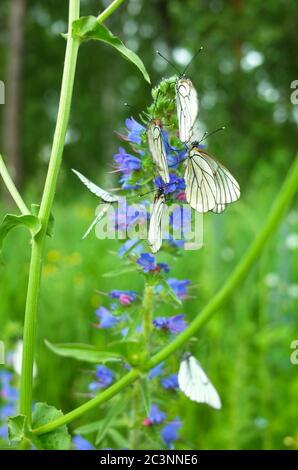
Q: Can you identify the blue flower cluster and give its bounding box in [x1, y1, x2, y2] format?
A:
[0, 371, 18, 440]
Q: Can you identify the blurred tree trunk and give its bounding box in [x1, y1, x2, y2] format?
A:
[3, 0, 26, 188]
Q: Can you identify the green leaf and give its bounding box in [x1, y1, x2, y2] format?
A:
[45, 339, 123, 364]
[32, 403, 71, 450]
[72, 16, 150, 84]
[102, 266, 136, 278]
[108, 428, 129, 449]
[7, 415, 27, 446]
[140, 377, 151, 416]
[95, 397, 129, 446]
[0, 214, 42, 254]
[74, 420, 103, 436]
[31, 204, 55, 237]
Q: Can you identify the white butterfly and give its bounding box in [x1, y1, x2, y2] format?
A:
[184, 145, 240, 213]
[147, 119, 170, 184]
[176, 78, 199, 143]
[72, 169, 120, 239]
[178, 354, 222, 409]
[148, 188, 167, 253]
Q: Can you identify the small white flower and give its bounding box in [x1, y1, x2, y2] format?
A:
[12, 340, 38, 378]
[265, 273, 280, 288]
[287, 284, 298, 299]
[285, 233, 298, 250]
[221, 247, 235, 262]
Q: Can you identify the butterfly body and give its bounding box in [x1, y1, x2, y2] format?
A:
[147, 117, 170, 184]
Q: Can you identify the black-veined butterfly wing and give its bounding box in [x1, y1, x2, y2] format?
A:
[178, 355, 222, 409]
[184, 148, 217, 212]
[147, 122, 170, 184]
[72, 169, 120, 203]
[82, 204, 110, 240]
[148, 191, 166, 253]
[212, 204, 226, 214]
[176, 78, 199, 143]
[184, 147, 240, 213]
[199, 149, 240, 206]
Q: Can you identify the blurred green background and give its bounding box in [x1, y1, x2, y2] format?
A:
[0, 0, 298, 450]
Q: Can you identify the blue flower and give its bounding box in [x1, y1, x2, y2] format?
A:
[161, 418, 182, 448]
[153, 314, 187, 335]
[89, 366, 114, 391]
[95, 306, 118, 328]
[109, 290, 137, 305]
[73, 435, 95, 450]
[136, 253, 169, 274]
[148, 362, 164, 379]
[149, 404, 166, 424]
[0, 425, 8, 439]
[118, 239, 143, 257]
[161, 374, 179, 390]
[170, 205, 192, 233]
[154, 174, 185, 194]
[114, 147, 141, 173]
[136, 253, 156, 272]
[125, 117, 145, 144]
[0, 403, 15, 420]
[167, 278, 191, 300]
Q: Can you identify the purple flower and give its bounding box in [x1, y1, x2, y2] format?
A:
[143, 405, 166, 426]
[0, 425, 8, 439]
[125, 117, 145, 144]
[0, 371, 18, 402]
[161, 374, 179, 390]
[167, 147, 187, 168]
[170, 206, 192, 233]
[111, 201, 146, 230]
[149, 404, 166, 424]
[89, 365, 114, 391]
[148, 362, 164, 379]
[154, 174, 185, 194]
[153, 314, 187, 335]
[136, 253, 169, 274]
[73, 436, 95, 450]
[161, 418, 182, 448]
[167, 278, 191, 300]
[118, 239, 143, 257]
[114, 147, 141, 174]
[0, 403, 15, 420]
[109, 290, 137, 305]
[95, 307, 118, 328]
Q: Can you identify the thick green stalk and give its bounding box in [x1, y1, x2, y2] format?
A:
[33, 154, 298, 436]
[19, 0, 80, 422]
[0, 154, 29, 215]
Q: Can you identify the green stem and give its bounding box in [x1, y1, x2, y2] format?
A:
[0, 154, 29, 215]
[97, 0, 124, 23]
[33, 154, 298, 436]
[19, 0, 80, 423]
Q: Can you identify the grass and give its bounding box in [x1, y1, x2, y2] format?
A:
[0, 165, 298, 449]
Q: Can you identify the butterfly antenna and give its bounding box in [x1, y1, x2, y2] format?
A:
[156, 50, 181, 75]
[138, 188, 156, 198]
[200, 126, 226, 143]
[182, 46, 203, 76]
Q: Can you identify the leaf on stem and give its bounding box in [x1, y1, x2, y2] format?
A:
[32, 403, 71, 450]
[31, 204, 55, 237]
[72, 16, 151, 84]
[45, 339, 124, 364]
[0, 214, 42, 254]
